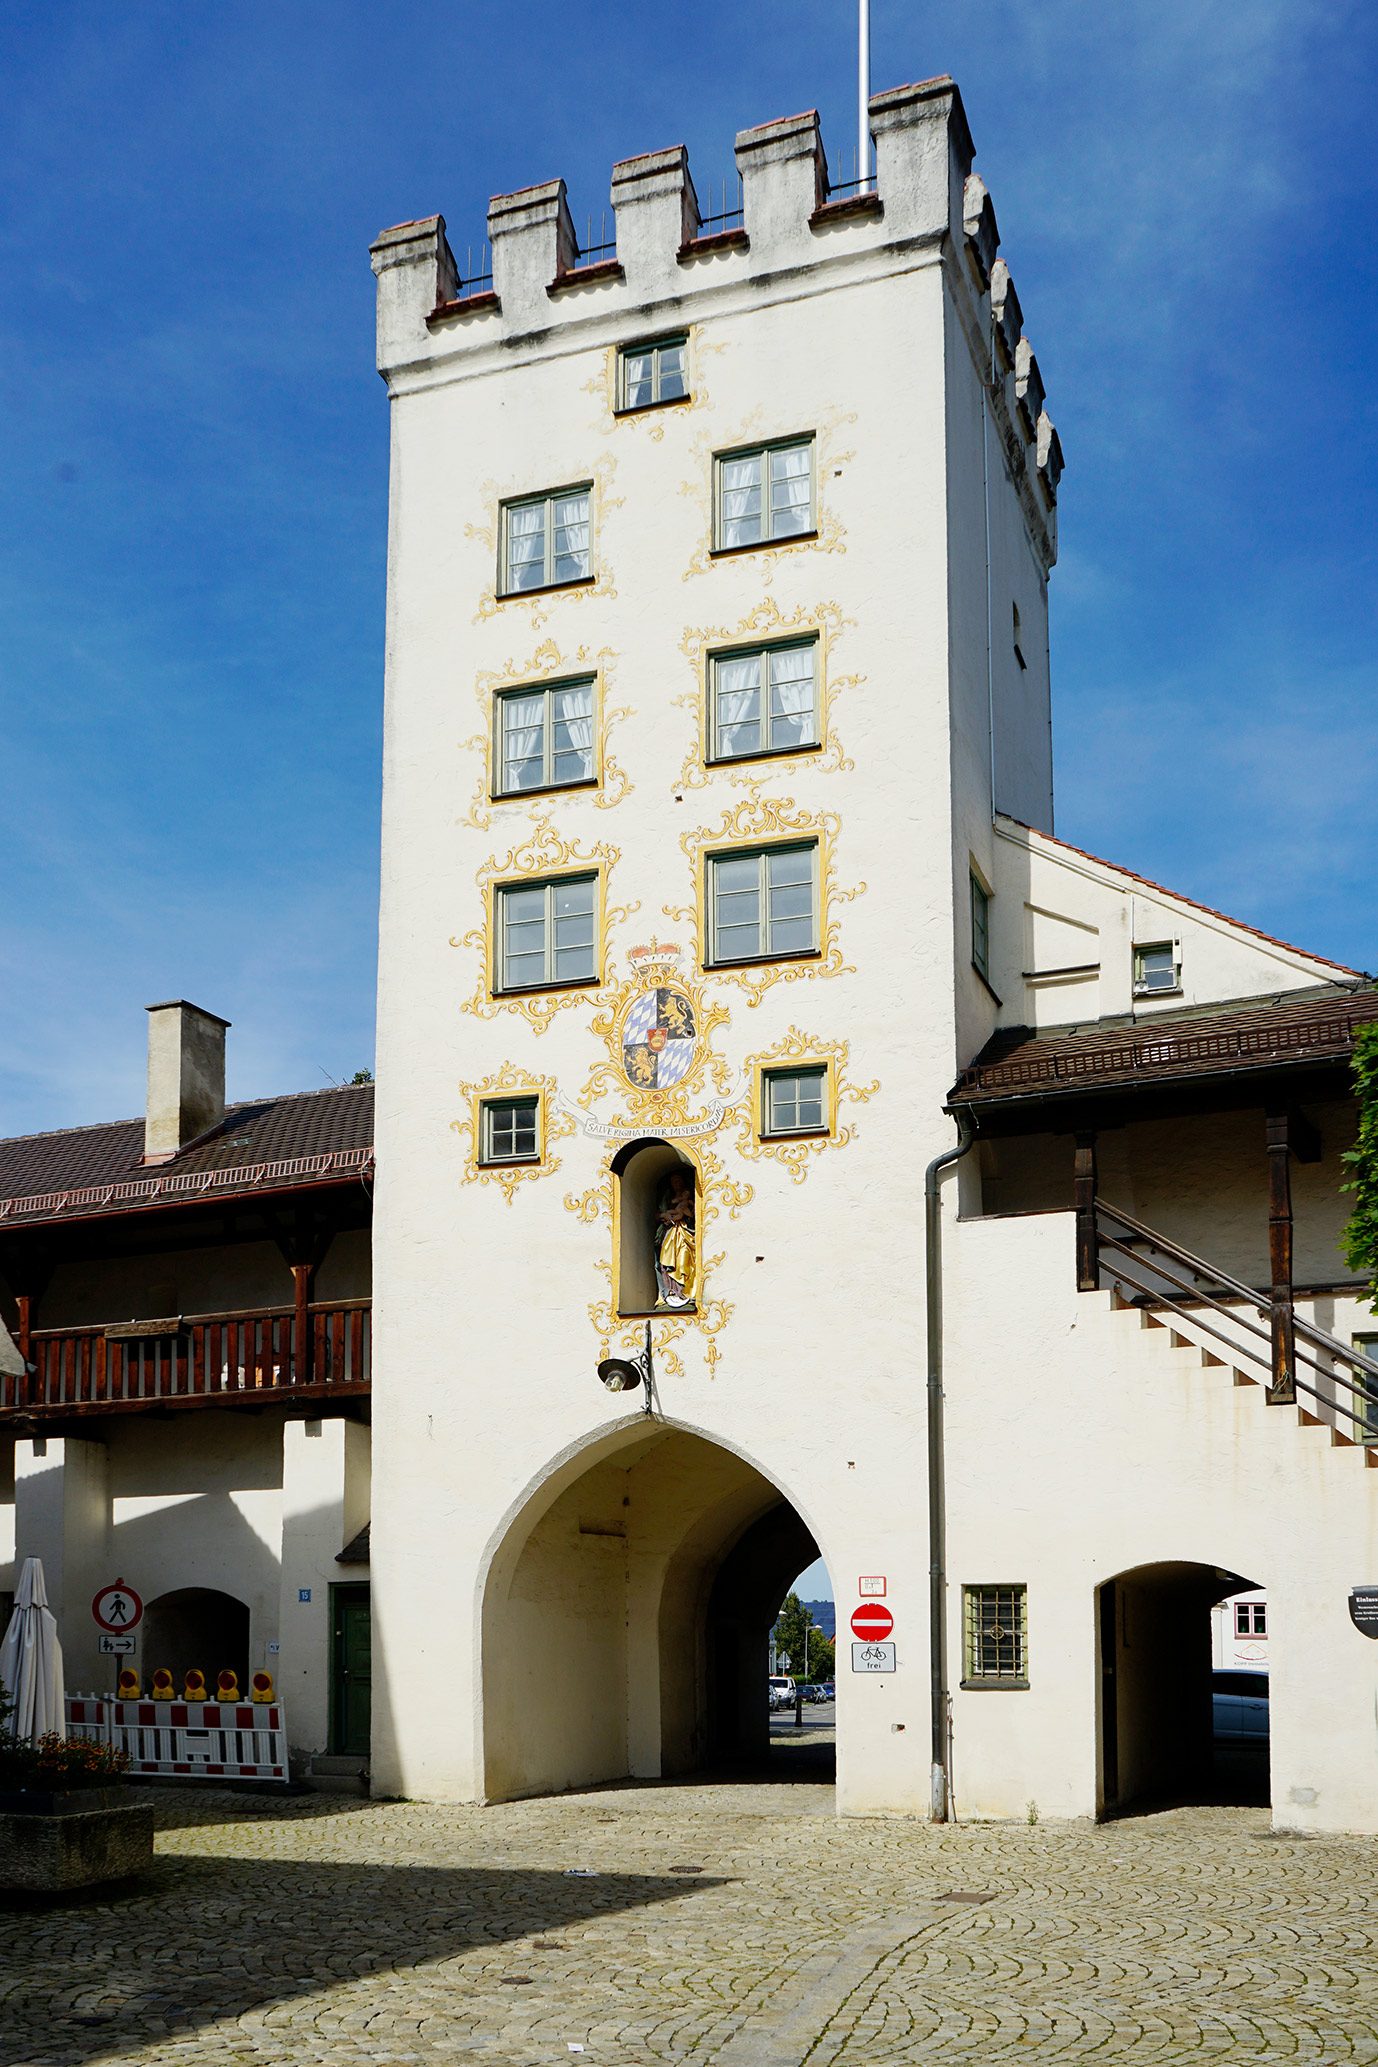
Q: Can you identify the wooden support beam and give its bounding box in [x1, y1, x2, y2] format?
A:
[1074, 1130, 1099, 1291]
[1266, 1107, 1296, 1404]
[291, 1262, 316, 1387]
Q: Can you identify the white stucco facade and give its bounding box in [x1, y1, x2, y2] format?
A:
[365, 76, 1377, 1831]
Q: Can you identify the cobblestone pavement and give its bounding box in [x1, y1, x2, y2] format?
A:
[4, 1782, 1378, 2067]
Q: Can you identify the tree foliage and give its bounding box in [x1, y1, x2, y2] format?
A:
[772, 1591, 832, 1680]
[1342, 1024, 1378, 1315]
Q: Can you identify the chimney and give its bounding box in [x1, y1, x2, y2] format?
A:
[144, 1001, 230, 1163]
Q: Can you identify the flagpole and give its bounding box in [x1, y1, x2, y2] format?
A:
[858, 0, 871, 190]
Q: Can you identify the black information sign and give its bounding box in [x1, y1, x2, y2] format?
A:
[1348, 1587, 1378, 1639]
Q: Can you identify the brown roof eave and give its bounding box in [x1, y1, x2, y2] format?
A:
[948, 1049, 1354, 1120]
[0, 1166, 373, 1237]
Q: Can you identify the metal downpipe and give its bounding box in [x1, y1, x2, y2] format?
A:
[926, 1112, 976, 1820]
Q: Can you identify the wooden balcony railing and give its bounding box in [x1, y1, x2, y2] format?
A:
[2, 1299, 370, 1418]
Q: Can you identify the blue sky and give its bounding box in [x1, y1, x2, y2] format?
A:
[3, 0, 1375, 1144]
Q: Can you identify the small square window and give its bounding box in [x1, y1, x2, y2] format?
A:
[617, 335, 688, 412]
[714, 438, 815, 551]
[1133, 942, 1180, 996]
[1234, 1599, 1267, 1638]
[495, 678, 595, 795]
[762, 1065, 829, 1138]
[495, 873, 598, 991]
[707, 843, 817, 965]
[499, 486, 592, 596]
[480, 1096, 540, 1165]
[962, 1584, 1028, 1687]
[709, 640, 819, 762]
[970, 873, 991, 983]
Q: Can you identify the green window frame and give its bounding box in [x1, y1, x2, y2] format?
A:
[617, 334, 688, 412]
[762, 1066, 828, 1138]
[480, 1096, 540, 1165]
[713, 437, 815, 551]
[495, 873, 598, 992]
[970, 873, 991, 983]
[499, 485, 592, 596]
[961, 1584, 1028, 1688]
[708, 639, 819, 763]
[494, 677, 596, 796]
[707, 842, 818, 966]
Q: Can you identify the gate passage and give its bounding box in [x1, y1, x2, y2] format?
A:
[66, 1695, 288, 1781]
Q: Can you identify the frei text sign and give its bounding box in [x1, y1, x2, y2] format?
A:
[850, 1602, 894, 1642]
[852, 1643, 896, 1673]
[1349, 1587, 1378, 1638]
[92, 1580, 143, 1632]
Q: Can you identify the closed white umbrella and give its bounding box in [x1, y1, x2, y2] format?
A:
[0, 1555, 66, 1741]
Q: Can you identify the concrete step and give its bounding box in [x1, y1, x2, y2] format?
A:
[306, 1753, 369, 1796]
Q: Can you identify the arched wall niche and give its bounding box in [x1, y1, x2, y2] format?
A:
[611, 1137, 699, 1316]
[141, 1586, 250, 1691]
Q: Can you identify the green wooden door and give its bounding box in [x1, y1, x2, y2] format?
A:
[331, 1584, 371, 1756]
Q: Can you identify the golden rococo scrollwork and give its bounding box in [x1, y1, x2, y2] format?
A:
[674, 596, 860, 793]
[452, 816, 638, 1036]
[459, 637, 632, 830]
[665, 795, 862, 1008]
[451, 1062, 576, 1206]
[583, 326, 725, 443]
[467, 455, 623, 629]
[677, 410, 857, 584]
[733, 1028, 879, 1182]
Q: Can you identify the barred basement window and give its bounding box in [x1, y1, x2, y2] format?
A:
[499, 486, 592, 595]
[962, 1584, 1028, 1687]
[480, 1097, 539, 1165]
[618, 335, 688, 412]
[713, 437, 815, 551]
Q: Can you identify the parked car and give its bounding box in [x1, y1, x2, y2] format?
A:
[803, 1681, 831, 1703]
[768, 1676, 796, 1710]
[1212, 1668, 1269, 1742]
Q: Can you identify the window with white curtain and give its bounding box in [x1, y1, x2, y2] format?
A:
[495, 874, 598, 990]
[713, 438, 815, 550]
[495, 678, 595, 794]
[618, 335, 688, 411]
[707, 843, 817, 964]
[709, 640, 818, 762]
[499, 486, 592, 594]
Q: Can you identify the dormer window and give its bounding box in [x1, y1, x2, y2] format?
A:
[1133, 942, 1180, 997]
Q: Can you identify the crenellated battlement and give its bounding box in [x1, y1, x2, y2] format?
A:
[369, 75, 1062, 558]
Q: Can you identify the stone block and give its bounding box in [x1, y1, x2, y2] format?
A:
[0, 1800, 154, 1893]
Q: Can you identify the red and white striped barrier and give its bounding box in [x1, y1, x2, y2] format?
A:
[66, 1694, 289, 1781]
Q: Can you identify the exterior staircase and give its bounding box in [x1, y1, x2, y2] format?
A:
[1089, 1199, 1378, 1468]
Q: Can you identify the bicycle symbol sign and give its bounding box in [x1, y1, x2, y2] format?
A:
[851, 1642, 896, 1674]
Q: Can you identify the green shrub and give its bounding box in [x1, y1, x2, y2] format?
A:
[1342, 1024, 1378, 1315]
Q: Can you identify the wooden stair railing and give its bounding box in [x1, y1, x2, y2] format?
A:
[1091, 1200, 1378, 1451]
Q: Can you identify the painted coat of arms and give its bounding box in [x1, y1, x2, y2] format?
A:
[621, 988, 697, 1091]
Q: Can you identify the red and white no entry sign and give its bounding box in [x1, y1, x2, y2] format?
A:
[850, 1601, 894, 1642]
[92, 1580, 144, 1633]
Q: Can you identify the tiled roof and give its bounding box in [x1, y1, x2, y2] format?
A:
[950, 984, 1378, 1107]
[0, 1084, 374, 1227]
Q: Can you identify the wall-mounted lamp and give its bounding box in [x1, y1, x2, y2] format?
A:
[597, 1320, 655, 1414]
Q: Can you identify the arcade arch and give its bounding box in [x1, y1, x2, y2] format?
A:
[141, 1585, 250, 1692]
[479, 1422, 829, 1801]
[1096, 1559, 1267, 1816]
